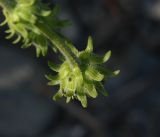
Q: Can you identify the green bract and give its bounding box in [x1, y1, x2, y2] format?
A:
[0, 0, 120, 108]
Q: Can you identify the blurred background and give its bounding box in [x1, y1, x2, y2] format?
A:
[0, 0, 160, 137]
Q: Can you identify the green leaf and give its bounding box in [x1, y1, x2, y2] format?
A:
[48, 61, 60, 72]
[95, 82, 108, 96]
[45, 74, 58, 80]
[13, 35, 21, 44]
[0, 19, 7, 26]
[103, 50, 111, 63]
[41, 10, 51, 17]
[66, 97, 71, 103]
[85, 66, 104, 81]
[85, 36, 93, 53]
[5, 31, 15, 39]
[89, 53, 103, 64]
[65, 41, 79, 55]
[59, 69, 69, 79]
[36, 46, 41, 57]
[21, 40, 32, 48]
[59, 63, 70, 79]
[96, 66, 120, 78]
[77, 94, 87, 108]
[66, 90, 74, 97]
[89, 51, 111, 64]
[79, 51, 90, 60]
[48, 80, 59, 86]
[42, 46, 48, 56]
[84, 83, 98, 98]
[53, 90, 63, 101]
[46, 75, 59, 86]
[113, 70, 120, 76]
[5, 29, 12, 33]
[35, 35, 48, 56]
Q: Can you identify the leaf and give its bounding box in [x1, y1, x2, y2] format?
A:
[47, 80, 59, 86]
[41, 10, 51, 17]
[5, 29, 12, 33]
[0, 19, 7, 26]
[12, 35, 21, 44]
[60, 79, 66, 90]
[35, 35, 48, 56]
[5, 31, 15, 39]
[113, 70, 120, 76]
[89, 53, 103, 64]
[59, 70, 69, 79]
[41, 46, 48, 56]
[84, 83, 98, 98]
[59, 63, 70, 79]
[65, 41, 79, 55]
[85, 36, 93, 53]
[48, 61, 60, 72]
[46, 75, 59, 86]
[95, 82, 108, 96]
[53, 90, 63, 101]
[66, 97, 71, 103]
[85, 66, 104, 81]
[36, 46, 41, 57]
[66, 90, 74, 97]
[96, 66, 120, 78]
[21, 39, 32, 49]
[45, 74, 58, 80]
[89, 51, 111, 64]
[79, 51, 90, 61]
[77, 94, 87, 108]
[103, 50, 111, 63]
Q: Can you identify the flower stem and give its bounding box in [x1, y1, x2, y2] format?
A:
[36, 21, 78, 68]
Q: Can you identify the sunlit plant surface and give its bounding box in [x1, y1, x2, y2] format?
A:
[0, 0, 119, 108]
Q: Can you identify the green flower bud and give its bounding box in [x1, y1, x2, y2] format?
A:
[46, 36, 119, 108]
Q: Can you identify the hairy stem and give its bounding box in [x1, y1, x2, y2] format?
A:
[36, 21, 78, 68]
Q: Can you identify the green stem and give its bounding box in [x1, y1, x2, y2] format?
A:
[36, 21, 78, 68]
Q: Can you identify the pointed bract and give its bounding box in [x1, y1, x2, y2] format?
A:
[53, 90, 63, 101]
[95, 82, 109, 96]
[84, 83, 98, 98]
[113, 70, 120, 76]
[85, 36, 93, 53]
[77, 94, 87, 108]
[103, 50, 111, 63]
[48, 61, 60, 72]
[66, 97, 71, 103]
[85, 66, 104, 81]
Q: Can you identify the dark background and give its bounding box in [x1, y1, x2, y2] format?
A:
[0, 0, 160, 137]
